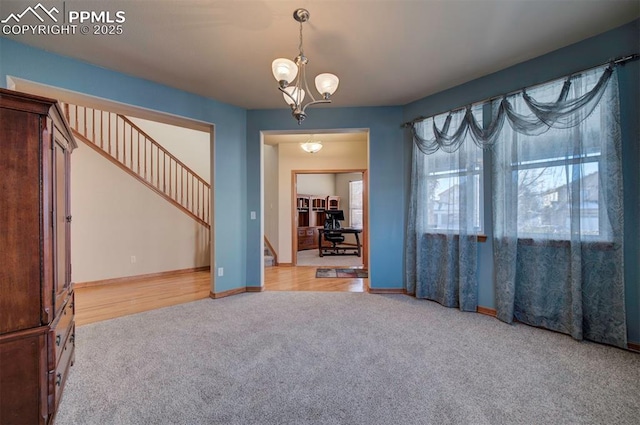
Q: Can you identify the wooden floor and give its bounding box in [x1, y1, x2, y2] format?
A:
[75, 270, 211, 326]
[264, 266, 366, 292]
[75, 266, 366, 326]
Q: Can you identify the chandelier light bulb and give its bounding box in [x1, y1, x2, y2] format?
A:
[283, 87, 305, 106]
[315, 73, 340, 97]
[272, 58, 298, 85]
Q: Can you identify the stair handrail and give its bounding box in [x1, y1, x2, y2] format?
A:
[264, 236, 278, 266]
[117, 114, 210, 191]
[64, 103, 211, 228]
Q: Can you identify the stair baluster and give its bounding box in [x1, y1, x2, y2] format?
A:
[64, 103, 211, 228]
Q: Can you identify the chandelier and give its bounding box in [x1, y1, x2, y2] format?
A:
[300, 136, 323, 153]
[271, 8, 339, 125]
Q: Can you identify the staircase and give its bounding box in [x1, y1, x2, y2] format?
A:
[64, 104, 210, 228]
[264, 237, 277, 267]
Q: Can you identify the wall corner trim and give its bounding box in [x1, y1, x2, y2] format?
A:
[209, 287, 246, 299]
[367, 288, 406, 294]
[246, 286, 264, 292]
[209, 286, 264, 298]
[477, 306, 497, 317]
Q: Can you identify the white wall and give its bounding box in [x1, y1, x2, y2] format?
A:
[297, 174, 336, 196]
[71, 141, 210, 283]
[264, 144, 279, 253]
[128, 117, 210, 183]
[278, 140, 367, 263]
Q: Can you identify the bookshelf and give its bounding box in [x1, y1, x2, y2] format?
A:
[296, 194, 341, 250]
[296, 194, 310, 227]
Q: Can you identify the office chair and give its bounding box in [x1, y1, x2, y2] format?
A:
[324, 210, 345, 250]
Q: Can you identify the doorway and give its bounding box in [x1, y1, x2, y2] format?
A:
[261, 130, 369, 291]
[7, 77, 216, 321]
[292, 170, 368, 268]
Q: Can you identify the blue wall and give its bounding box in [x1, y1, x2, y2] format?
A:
[2, 18, 637, 344]
[403, 19, 640, 344]
[0, 38, 247, 293]
[246, 107, 405, 290]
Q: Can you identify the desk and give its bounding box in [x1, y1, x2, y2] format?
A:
[318, 228, 362, 257]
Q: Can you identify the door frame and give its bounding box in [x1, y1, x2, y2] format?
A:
[291, 169, 369, 269]
[7, 76, 216, 292]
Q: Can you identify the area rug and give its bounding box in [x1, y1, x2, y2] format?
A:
[316, 268, 368, 278]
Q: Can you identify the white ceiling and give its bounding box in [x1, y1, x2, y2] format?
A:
[2, 0, 638, 111]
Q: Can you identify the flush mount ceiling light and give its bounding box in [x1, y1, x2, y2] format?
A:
[272, 8, 339, 125]
[300, 136, 323, 153]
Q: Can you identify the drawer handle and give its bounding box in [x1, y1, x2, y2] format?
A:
[56, 335, 61, 346]
[56, 373, 62, 387]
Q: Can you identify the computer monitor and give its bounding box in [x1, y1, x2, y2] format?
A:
[325, 210, 345, 221]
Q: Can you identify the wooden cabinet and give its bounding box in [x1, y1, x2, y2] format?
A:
[296, 195, 310, 227]
[296, 194, 341, 251]
[327, 196, 340, 210]
[297, 227, 316, 250]
[0, 89, 77, 425]
[311, 196, 326, 228]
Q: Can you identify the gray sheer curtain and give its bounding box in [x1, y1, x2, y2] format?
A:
[408, 65, 626, 348]
[410, 67, 613, 150]
[492, 67, 626, 348]
[406, 108, 482, 311]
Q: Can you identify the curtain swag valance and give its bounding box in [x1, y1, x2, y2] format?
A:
[408, 54, 638, 155]
[410, 66, 612, 155]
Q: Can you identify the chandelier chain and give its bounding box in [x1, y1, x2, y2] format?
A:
[298, 20, 304, 56]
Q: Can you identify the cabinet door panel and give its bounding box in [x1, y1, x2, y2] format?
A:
[0, 110, 43, 334]
[53, 137, 69, 315]
[0, 332, 48, 425]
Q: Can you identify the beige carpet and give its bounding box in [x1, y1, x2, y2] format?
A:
[296, 248, 363, 267]
[56, 292, 640, 424]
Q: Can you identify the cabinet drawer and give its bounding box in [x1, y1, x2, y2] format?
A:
[49, 324, 74, 414]
[306, 229, 314, 236]
[298, 238, 313, 250]
[50, 292, 74, 368]
[0, 329, 48, 425]
[298, 229, 306, 237]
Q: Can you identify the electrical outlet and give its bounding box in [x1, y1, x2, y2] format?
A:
[130, 255, 136, 264]
[250, 211, 256, 220]
[217, 267, 224, 277]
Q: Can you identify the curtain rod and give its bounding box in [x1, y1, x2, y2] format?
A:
[401, 53, 639, 128]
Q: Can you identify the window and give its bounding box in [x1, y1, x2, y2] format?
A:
[421, 106, 484, 233]
[424, 157, 483, 232]
[514, 157, 601, 237]
[497, 71, 609, 240]
[407, 64, 624, 346]
[412, 67, 614, 241]
[349, 180, 363, 229]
